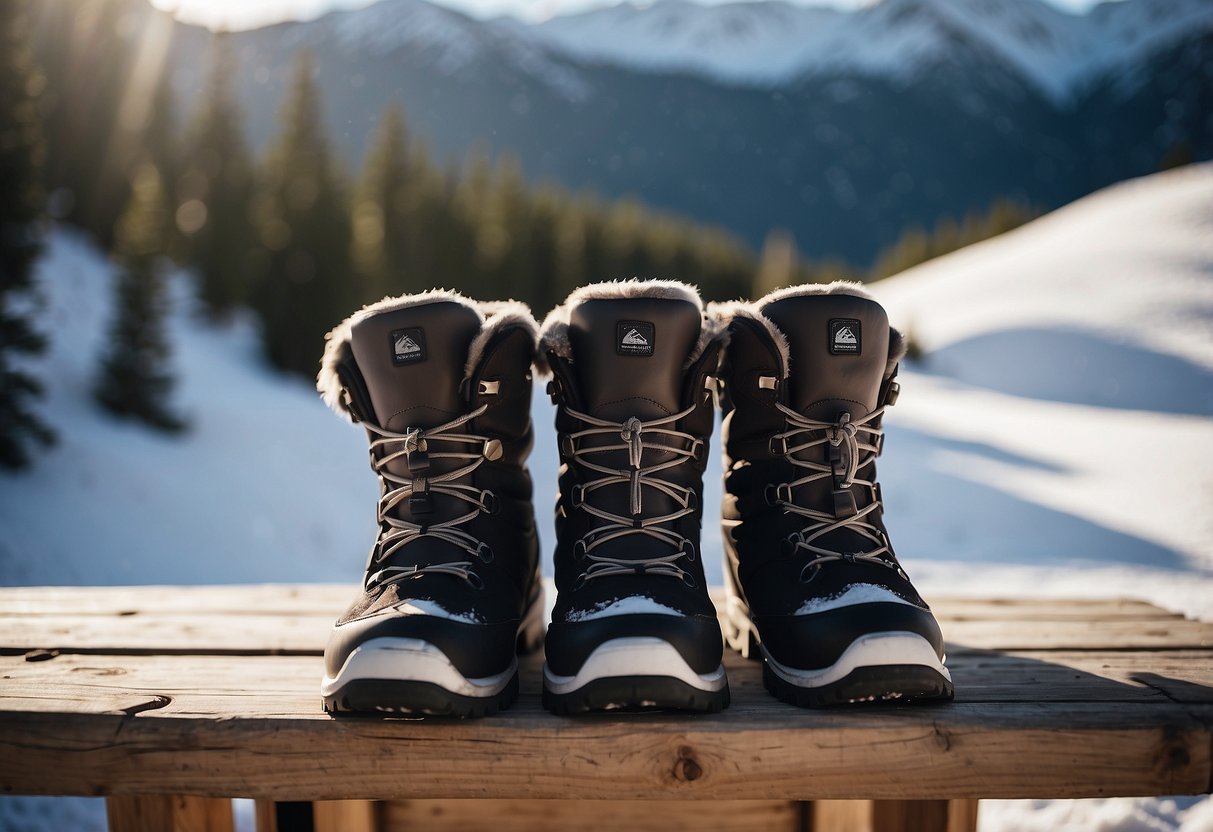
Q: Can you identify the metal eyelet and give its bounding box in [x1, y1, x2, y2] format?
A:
[572, 574, 587, 591]
[467, 572, 486, 591]
[573, 539, 588, 562]
[481, 490, 500, 515]
[570, 483, 585, 508]
[680, 540, 697, 563]
[769, 436, 788, 456]
[483, 438, 503, 461]
[798, 564, 820, 584]
[690, 439, 705, 463]
[681, 572, 697, 588]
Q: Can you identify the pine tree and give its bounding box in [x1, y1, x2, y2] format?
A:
[95, 162, 185, 432]
[250, 51, 353, 376]
[352, 105, 412, 301]
[35, 0, 180, 249]
[0, 0, 56, 470]
[178, 31, 255, 318]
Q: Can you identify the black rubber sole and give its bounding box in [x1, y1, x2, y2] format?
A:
[323, 672, 519, 718]
[542, 675, 730, 715]
[762, 662, 954, 708]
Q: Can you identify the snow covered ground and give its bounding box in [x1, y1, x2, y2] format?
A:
[1, 163, 1211, 830]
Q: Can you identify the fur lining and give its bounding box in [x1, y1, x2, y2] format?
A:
[709, 281, 903, 378]
[464, 300, 540, 381]
[535, 279, 717, 376]
[317, 291, 539, 420]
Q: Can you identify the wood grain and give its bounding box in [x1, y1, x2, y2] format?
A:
[0, 700, 1206, 800]
[3, 609, 1208, 656]
[1, 588, 1209, 804]
[2, 649, 1210, 715]
[0, 584, 1181, 620]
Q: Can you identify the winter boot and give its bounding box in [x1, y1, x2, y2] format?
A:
[714, 283, 953, 707]
[317, 292, 544, 717]
[538, 280, 730, 714]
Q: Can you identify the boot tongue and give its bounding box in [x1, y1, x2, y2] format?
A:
[568, 297, 702, 421]
[348, 299, 483, 432]
[761, 293, 890, 421]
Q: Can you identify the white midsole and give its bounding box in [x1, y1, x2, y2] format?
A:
[321, 580, 545, 699]
[763, 630, 952, 689]
[543, 637, 727, 695]
[321, 637, 517, 699]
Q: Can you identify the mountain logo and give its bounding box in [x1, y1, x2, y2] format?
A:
[829, 319, 861, 355]
[390, 327, 427, 365]
[616, 320, 655, 356]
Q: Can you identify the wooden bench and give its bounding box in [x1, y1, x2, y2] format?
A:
[1, 585, 1210, 832]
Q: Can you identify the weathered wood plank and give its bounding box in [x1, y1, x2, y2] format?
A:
[0, 584, 1185, 621]
[3, 611, 1208, 655]
[0, 701, 1205, 800]
[106, 795, 234, 832]
[381, 799, 800, 832]
[2, 649, 1211, 716]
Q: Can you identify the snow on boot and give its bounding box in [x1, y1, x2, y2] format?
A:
[538, 280, 730, 714]
[714, 283, 954, 707]
[317, 292, 543, 717]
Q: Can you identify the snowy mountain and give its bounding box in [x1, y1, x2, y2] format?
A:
[416, 0, 1211, 104]
[270, 0, 1213, 104]
[30, 0, 1209, 264]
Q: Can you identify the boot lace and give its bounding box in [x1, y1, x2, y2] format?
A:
[561, 402, 703, 589]
[363, 403, 500, 591]
[767, 400, 902, 583]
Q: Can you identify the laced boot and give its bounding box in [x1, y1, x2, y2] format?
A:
[318, 292, 543, 717]
[538, 280, 730, 714]
[714, 283, 954, 707]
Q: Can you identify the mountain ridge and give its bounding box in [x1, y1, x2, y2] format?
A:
[307, 0, 1213, 103]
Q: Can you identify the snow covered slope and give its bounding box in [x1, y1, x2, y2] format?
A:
[871, 162, 1213, 618]
[523, 0, 1213, 101]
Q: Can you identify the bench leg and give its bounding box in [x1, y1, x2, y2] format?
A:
[106, 795, 234, 832]
[812, 799, 978, 832]
[255, 799, 377, 832]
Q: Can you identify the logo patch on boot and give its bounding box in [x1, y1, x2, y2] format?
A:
[829, 319, 861, 355]
[390, 327, 426, 365]
[616, 321, 655, 356]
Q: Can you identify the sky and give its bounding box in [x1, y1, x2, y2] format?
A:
[149, 0, 1108, 28]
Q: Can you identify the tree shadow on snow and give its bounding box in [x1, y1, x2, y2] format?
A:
[919, 327, 1213, 416]
[880, 424, 1193, 573]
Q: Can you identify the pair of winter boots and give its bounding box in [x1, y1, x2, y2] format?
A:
[317, 280, 954, 717]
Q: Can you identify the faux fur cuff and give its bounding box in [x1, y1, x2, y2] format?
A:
[708, 281, 906, 378]
[317, 291, 540, 420]
[535, 279, 724, 376]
